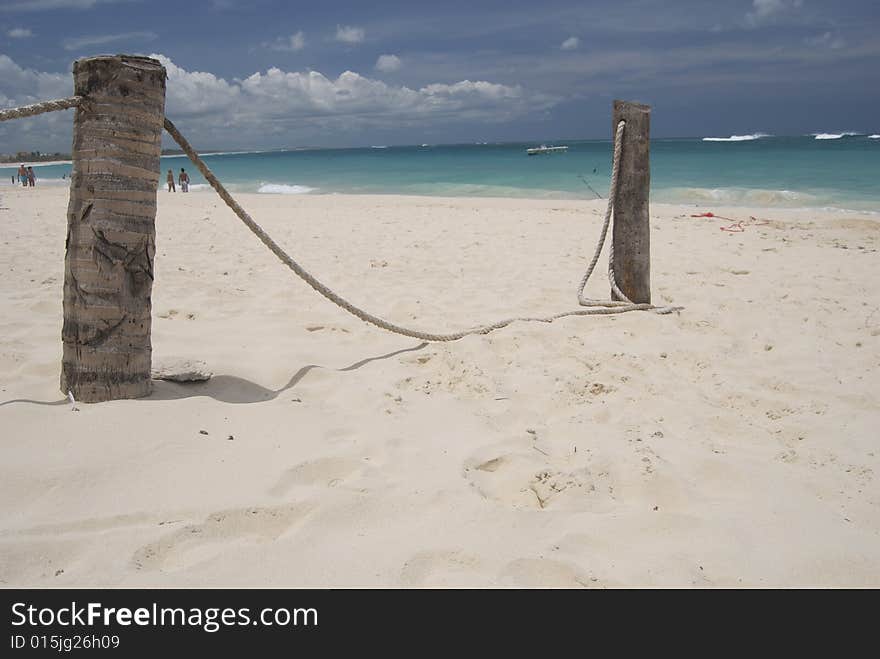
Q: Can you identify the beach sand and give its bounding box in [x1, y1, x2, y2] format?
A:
[1, 185, 878, 587]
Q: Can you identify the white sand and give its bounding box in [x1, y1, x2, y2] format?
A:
[1, 185, 878, 587]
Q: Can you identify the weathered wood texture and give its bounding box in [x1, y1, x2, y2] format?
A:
[61, 55, 166, 402]
[611, 100, 651, 304]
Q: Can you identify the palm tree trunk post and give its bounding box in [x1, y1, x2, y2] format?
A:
[61, 55, 167, 402]
[611, 99, 651, 304]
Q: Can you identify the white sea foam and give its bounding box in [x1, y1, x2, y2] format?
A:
[702, 133, 769, 142]
[869, 134, 880, 139]
[658, 186, 821, 207]
[813, 132, 862, 140]
[0, 160, 72, 168]
[257, 183, 316, 194]
[15, 177, 69, 186]
[162, 149, 272, 159]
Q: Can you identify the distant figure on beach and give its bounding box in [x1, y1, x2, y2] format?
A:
[179, 168, 189, 192]
[166, 169, 176, 192]
[26, 167, 35, 187]
[18, 164, 27, 187]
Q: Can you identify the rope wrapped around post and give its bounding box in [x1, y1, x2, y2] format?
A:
[0, 96, 82, 122]
[164, 117, 680, 342]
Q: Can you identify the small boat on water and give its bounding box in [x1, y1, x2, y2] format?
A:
[527, 144, 569, 156]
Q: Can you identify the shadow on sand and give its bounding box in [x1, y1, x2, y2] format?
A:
[0, 342, 428, 407]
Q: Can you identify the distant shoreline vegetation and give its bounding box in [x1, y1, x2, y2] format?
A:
[0, 151, 69, 164]
[1, 148, 234, 163]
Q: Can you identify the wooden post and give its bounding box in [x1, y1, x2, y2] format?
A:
[611, 100, 651, 304]
[60, 55, 166, 402]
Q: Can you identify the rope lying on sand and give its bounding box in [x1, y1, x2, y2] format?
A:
[0, 94, 682, 341]
[165, 117, 681, 341]
[0, 96, 82, 122]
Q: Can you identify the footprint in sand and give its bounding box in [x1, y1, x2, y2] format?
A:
[269, 457, 364, 496]
[131, 504, 312, 572]
[464, 451, 615, 512]
[400, 550, 485, 586]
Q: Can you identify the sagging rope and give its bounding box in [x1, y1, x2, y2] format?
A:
[165, 117, 680, 341]
[1, 94, 681, 341]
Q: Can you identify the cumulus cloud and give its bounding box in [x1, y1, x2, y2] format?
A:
[0, 54, 70, 104]
[335, 25, 365, 44]
[375, 54, 401, 72]
[265, 31, 306, 52]
[0, 55, 74, 151]
[154, 54, 241, 118]
[154, 55, 556, 147]
[560, 37, 579, 51]
[7, 28, 33, 38]
[746, 0, 803, 25]
[63, 31, 158, 51]
[0, 53, 558, 150]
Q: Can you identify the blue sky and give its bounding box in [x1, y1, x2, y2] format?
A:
[1, 0, 878, 151]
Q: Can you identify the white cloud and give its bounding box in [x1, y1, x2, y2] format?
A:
[746, 0, 804, 25]
[560, 37, 579, 51]
[154, 54, 241, 118]
[154, 55, 556, 147]
[0, 54, 70, 102]
[266, 31, 306, 52]
[7, 28, 33, 38]
[0, 55, 74, 151]
[335, 25, 365, 44]
[63, 31, 158, 51]
[288, 31, 306, 51]
[0, 53, 558, 150]
[375, 54, 401, 72]
[806, 32, 846, 50]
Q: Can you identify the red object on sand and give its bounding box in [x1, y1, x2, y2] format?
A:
[692, 211, 741, 222]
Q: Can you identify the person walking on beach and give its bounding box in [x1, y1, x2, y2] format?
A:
[166, 169, 175, 192]
[26, 167, 35, 187]
[18, 164, 27, 187]
[178, 168, 189, 193]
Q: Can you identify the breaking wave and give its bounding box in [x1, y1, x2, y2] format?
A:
[257, 183, 316, 194]
[656, 186, 822, 207]
[702, 133, 769, 142]
[813, 132, 862, 140]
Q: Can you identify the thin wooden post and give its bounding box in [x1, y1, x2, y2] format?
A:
[61, 55, 166, 402]
[611, 99, 651, 304]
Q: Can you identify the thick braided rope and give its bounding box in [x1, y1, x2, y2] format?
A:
[164, 117, 679, 341]
[578, 121, 637, 308]
[0, 96, 82, 122]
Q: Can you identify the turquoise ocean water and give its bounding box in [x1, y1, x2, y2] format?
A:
[4, 133, 879, 211]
